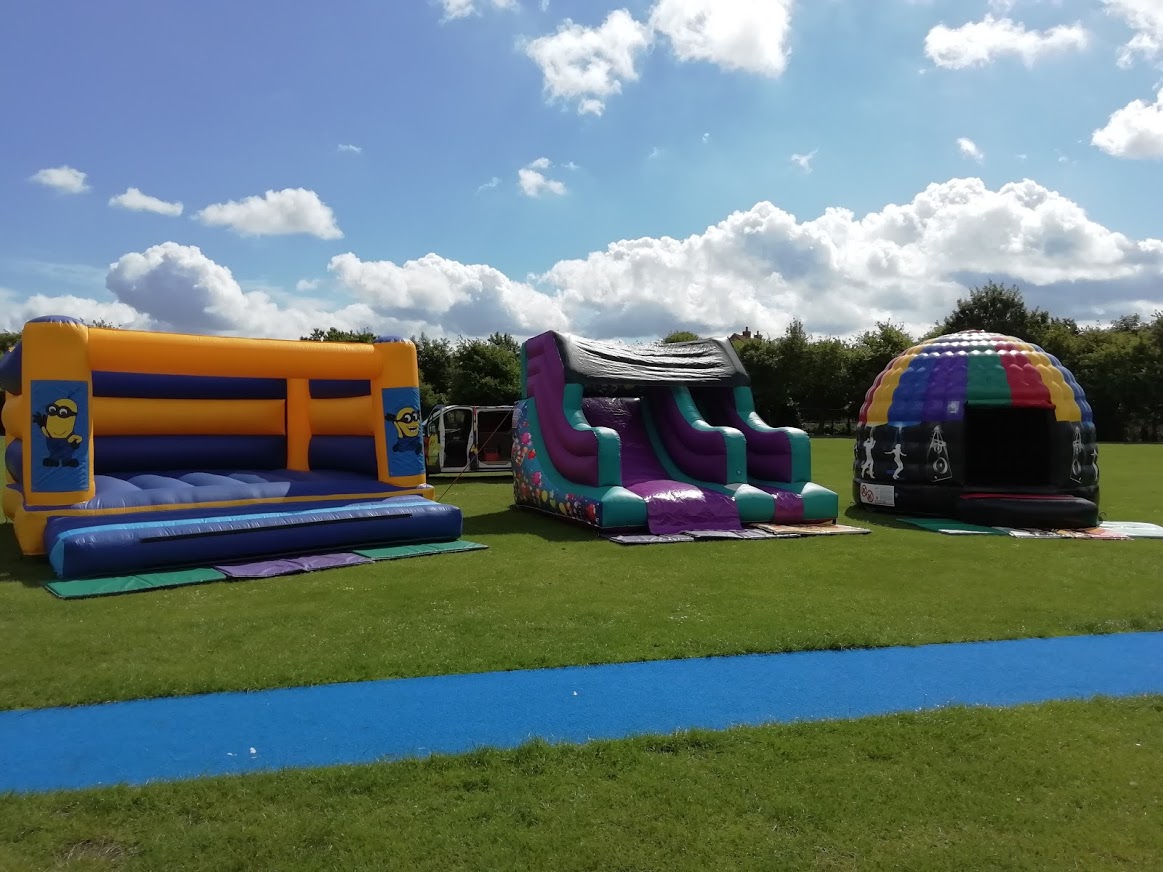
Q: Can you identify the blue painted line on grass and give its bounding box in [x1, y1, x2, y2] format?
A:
[1, 632, 1160, 795]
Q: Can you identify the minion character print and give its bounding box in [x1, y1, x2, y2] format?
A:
[381, 387, 425, 477]
[387, 405, 422, 455]
[34, 398, 83, 467]
[29, 379, 90, 493]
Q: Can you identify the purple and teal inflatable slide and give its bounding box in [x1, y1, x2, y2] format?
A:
[513, 332, 838, 534]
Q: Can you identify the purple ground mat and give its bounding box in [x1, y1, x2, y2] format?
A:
[215, 552, 373, 579]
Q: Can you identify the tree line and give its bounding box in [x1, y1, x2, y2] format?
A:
[306, 283, 1163, 442]
[2, 283, 1159, 442]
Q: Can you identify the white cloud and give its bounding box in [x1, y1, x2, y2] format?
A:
[957, 137, 985, 162]
[517, 157, 567, 197]
[99, 242, 375, 338]
[296, 278, 322, 291]
[108, 187, 184, 217]
[790, 148, 817, 172]
[649, 0, 794, 77]
[438, 0, 515, 21]
[649, 146, 664, 159]
[702, 131, 711, 143]
[1103, 0, 1163, 68]
[477, 176, 502, 192]
[337, 144, 362, 154]
[1092, 88, 1163, 159]
[6, 179, 1160, 342]
[534, 177, 1163, 338]
[924, 15, 1089, 69]
[524, 10, 654, 115]
[195, 188, 343, 239]
[0, 291, 149, 333]
[328, 251, 569, 336]
[29, 166, 90, 194]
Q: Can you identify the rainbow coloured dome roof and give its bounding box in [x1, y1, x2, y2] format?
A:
[858, 330, 1092, 427]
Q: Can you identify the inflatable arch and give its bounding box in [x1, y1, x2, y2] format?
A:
[0, 316, 462, 578]
[513, 331, 838, 534]
[853, 330, 1099, 528]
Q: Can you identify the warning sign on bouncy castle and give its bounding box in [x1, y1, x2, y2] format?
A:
[859, 483, 896, 507]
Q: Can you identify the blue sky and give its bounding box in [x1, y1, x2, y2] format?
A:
[1, 0, 1161, 341]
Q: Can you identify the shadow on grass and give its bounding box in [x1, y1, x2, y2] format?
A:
[464, 506, 601, 543]
[842, 505, 916, 531]
[429, 474, 513, 488]
[0, 528, 54, 589]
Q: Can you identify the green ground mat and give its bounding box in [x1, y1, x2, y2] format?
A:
[353, 540, 488, 560]
[45, 568, 227, 599]
[44, 541, 489, 599]
[897, 517, 1006, 535]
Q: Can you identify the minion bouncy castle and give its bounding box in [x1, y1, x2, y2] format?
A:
[853, 330, 1099, 529]
[0, 316, 463, 579]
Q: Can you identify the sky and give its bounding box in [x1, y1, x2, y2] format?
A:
[1, 0, 1161, 343]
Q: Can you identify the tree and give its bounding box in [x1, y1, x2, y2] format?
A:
[803, 337, 852, 432]
[300, 327, 376, 343]
[734, 336, 799, 427]
[450, 338, 520, 406]
[848, 321, 914, 417]
[932, 281, 1053, 342]
[487, 332, 520, 355]
[414, 333, 456, 412]
[662, 331, 700, 343]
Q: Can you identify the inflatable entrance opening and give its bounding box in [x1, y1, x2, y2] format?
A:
[513, 331, 838, 534]
[853, 329, 1099, 528]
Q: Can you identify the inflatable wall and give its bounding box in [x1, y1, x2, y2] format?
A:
[0, 316, 462, 577]
[512, 331, 838, 534]
[853, 330, 1099, 528]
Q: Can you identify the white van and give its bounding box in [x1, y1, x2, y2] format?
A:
[423, 405, 514, 474]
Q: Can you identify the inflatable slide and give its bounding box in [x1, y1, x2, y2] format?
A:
[0, 316, 463, 579]
[512, 331, 837, 534]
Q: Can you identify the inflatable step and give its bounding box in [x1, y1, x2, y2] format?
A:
[45, 498, 463, 579]
[956, 493, 1098, 530]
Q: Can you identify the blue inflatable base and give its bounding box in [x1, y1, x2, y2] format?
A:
[46, 496, 463, 579]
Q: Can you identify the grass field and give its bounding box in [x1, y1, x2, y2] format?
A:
[2, 440, 1161, 712]
[1, 698, 1160, 871]
[2, 439, 1161, 870]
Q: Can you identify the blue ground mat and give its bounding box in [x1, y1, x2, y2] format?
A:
[0, 631, 1159, 794]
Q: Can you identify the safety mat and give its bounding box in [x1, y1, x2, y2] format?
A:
[44, 540, 489, 599]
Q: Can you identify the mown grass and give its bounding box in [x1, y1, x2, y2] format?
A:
[1, 696, 1160, 871]
[1, 440, 1161, 712]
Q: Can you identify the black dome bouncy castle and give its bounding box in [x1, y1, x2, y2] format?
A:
[853, 330, 1099, 529]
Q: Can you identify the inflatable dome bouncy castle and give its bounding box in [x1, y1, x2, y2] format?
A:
[853, 330, 1099, 528]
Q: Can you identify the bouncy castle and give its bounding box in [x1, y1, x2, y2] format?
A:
[512, 331, 838, 534]
[853, 330, 1099, 528]
[0, 316, 462, 578]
